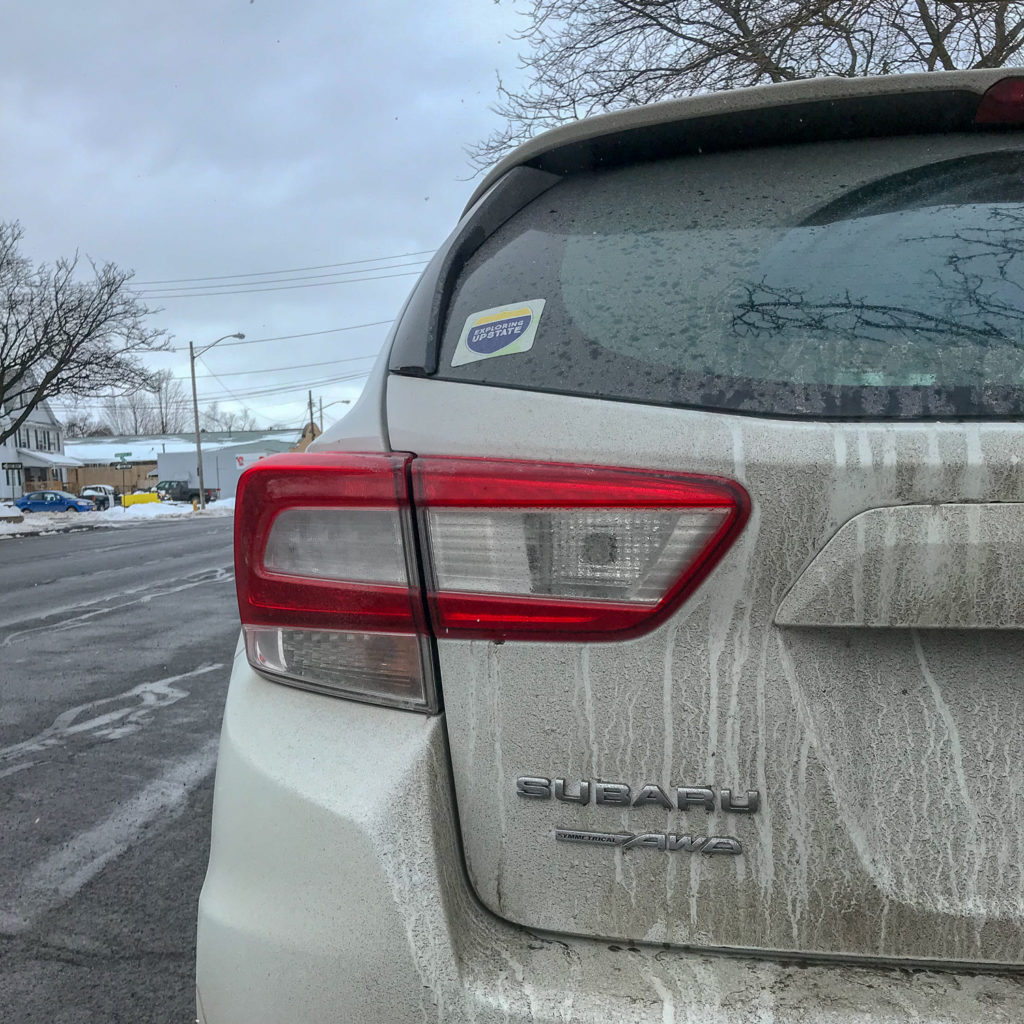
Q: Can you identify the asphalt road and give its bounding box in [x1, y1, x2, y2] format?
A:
[0, 517, 237, 1023]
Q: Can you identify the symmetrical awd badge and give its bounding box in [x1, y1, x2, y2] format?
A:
[516, 776, 760, 856]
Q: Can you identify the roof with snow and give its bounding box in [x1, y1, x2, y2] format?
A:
[17, 448, 84, 469]
[65, 429, 303, 464]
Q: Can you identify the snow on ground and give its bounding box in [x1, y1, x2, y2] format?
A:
[0, 498, 235, 539]
[95, 498, 235, 525]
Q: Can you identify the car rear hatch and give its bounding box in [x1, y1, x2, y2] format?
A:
[385, 79, 1024, 966]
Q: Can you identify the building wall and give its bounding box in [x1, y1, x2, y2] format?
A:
[1, 458, 23, 501]
[22, 467, 66, 491]
[1, 460, 67, 498]
[155, 449, 267, 500]
[293, 422, 321, 452]
[66, 465, 157, 493]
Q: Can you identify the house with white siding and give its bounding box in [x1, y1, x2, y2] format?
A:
[0, 395, 82, 501]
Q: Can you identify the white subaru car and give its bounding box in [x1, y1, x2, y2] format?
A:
[197, 70, 1024, 1022]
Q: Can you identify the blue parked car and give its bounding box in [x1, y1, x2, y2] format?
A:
[16, 490, 96, 513]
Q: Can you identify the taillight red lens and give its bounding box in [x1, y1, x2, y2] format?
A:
[235, 454, 748, 706]
[975, 77, 1024, 124]
[412, 458, 748, 641]
[234, 452, 436, 711]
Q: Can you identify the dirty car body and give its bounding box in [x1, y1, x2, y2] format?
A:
[197, 71, 1024, 1022]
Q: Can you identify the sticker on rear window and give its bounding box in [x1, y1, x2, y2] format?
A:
[451, 300, 545, 366]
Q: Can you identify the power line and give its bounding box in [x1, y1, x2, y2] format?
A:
[196, 354, 277, 426]
[165, 320, 393, 352]
[145, 268, 421, 299]
[135, 259, 428, 296]
[57, 367, 372, 408]
[114, 370, 373, 407]
[61, 372, 371, 413]
[185, 354, 372, 421]
[132, 248, 436, 286]
[194, 370, 372, 403]
[187, 352, 378, 380]
[52, 354, 379, 417]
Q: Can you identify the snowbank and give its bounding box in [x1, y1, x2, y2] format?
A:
[94, 497, 235, 525]
[0, 497, 235, 539]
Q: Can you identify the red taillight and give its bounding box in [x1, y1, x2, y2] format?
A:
[235, 452, 419, 633]
[975, 77, 1024, 125]
[234, 452, 435, 711]
[235, 454, 749, 708]
[412, 458, 748, 641]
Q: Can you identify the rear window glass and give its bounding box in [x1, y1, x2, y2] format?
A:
[436, 135, 1024, 418]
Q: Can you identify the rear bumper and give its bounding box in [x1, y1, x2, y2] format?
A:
[197, 651, 1024, 1023]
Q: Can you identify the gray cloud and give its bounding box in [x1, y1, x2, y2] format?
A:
[1, 0, 524, 426]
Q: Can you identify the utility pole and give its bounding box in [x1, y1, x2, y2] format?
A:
[308, 390, 315, 442]
[190, 333, 245, 511]
[190, 341, 206, 511]
[319, 396, 324, 434]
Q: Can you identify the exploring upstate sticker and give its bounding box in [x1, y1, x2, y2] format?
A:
[451, 300, 546, 367]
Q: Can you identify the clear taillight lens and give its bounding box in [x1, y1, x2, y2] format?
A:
[426, 507, 728, 603]
[244, 627, 428, 707]
[263, 508, 407, 584]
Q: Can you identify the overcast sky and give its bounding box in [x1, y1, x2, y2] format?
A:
[1, 1, 526, 431]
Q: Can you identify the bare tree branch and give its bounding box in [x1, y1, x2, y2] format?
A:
[200, 400, 260, 433]
[471, 0, 1024, 169]
[0, 221, 167, 445]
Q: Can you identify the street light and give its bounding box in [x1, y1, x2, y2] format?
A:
[190, 332, 244, 511]
[317, 398, 352, 435]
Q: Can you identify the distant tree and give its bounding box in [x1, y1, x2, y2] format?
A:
[99, 371, 189, 435]
[471, 1, 1024, 168]
[151, 370, 189, 433]
[201, 400, 260, 432]
[59, 395, 104, 438]
[102, 389, 153, 435]
[62, 411, 110, 438]
[0, 221, 166, 445]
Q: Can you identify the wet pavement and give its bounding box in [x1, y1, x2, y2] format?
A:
[0, 518, 237, 1023]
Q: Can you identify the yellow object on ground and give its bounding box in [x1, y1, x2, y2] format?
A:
[122, 493, 160, 508]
